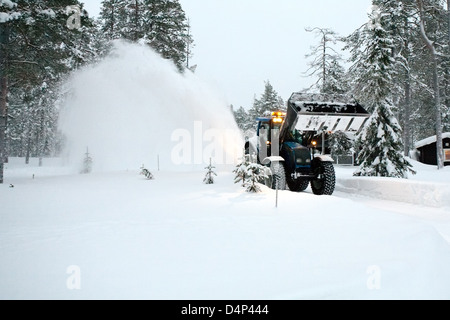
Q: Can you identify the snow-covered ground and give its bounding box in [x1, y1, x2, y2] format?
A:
[1, 158, 450, 300]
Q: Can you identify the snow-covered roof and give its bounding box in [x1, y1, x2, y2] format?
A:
[415, 133, 450, 149]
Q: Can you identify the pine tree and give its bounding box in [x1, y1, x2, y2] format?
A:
[81, 147, 92, 174]
[341, 0, 449, 167]
[249, 81, 284, 119]
[346, 8, 396, 111]
[233, 106, 255, 136]
[0, 0, 13, 183]
[233, 152, 251, 187]
[148, 0, 191, 71]
[322, 58, 348, 95]
[304, 27, 348, 94]
[99, 0, 126, 40]
[0, 0, 99, 174]
[140, 165, 154, 180]
[98, 0, 193, 71]
[329, 131, 353, 158]
[243, 162, 269, 193]
[347, 3, 415, 178]
[203, 158, 217, 185]
[354, 102, 415, 178]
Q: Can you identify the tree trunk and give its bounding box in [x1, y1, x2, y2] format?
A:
[432, 57, 444, 168]
[404, 74, 411, 157]
[38, 109, 45, 167]
[25, 132, 31, 165]
[402, 11, 412, 158]
[0, 77, 6, 184]
[25, 137, 30, 165]
[322, 32, 326, 93]
[448, 0, 450, 48]
[417, 0, 444, 169]
[0, 22, 10, 184]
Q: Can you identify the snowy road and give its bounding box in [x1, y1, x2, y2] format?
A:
[334, 165, 450, 244]
[1, 159, 450, 300]
[335, 190, 450, 244]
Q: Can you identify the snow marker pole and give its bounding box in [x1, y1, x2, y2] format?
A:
[276, 184, 279, 208]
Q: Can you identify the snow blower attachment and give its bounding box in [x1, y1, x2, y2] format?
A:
[246, 92, 370, 195]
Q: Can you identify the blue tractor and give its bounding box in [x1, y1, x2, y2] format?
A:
[245, 93, 370, 195]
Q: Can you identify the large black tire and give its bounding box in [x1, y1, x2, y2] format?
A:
[268, 162, 287, 191]
[311, 161, 336, 195]
[287, 179, 309, 192]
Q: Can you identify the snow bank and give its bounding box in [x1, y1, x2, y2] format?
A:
[337, 177, 450, 208]
[336, 161, 450, 208]
[59, 41, 243, 173]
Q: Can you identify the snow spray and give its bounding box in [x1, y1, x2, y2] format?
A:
[59, 41, 243, 172]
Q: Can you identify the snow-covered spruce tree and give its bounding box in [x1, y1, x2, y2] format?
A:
[5, 82, 61, 165]
[233, 106, 256, 137]
[329, 131, 353, 158]
[99, 0, 193, 72]
[81, 148, 92, 174]
[140, 165, 154, 180]
[243, 162, 269, 193]
[203, 158, 217, 185]
[347, 3, 414, 178]
[233, 153, 251, 187]
[99, 0, 126, 40]
[248, 81, 284, 120]
[354, 103, 415, 178]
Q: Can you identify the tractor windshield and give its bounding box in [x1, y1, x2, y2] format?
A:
[285, 129, 303, 145]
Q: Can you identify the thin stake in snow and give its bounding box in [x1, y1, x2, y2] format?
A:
[276, 185, 279, 208]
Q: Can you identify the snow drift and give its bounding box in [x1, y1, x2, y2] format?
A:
[59, 41, 243, 172]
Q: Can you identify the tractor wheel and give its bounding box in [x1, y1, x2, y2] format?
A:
[287, 179, 309, 192]
[269, 161, 287, 191]
[311, 161, 336, 196]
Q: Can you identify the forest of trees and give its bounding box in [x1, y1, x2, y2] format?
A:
[234, 0, 450, 176]
[0, 0, 193, 183]
[1, 0, 450, 183]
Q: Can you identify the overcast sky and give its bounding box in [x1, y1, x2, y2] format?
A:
[83, 0, 372, 109]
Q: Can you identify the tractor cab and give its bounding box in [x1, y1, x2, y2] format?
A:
[255, 112, 286, 161]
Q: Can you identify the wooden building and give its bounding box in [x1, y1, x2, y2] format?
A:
[415, 133, 450, 166]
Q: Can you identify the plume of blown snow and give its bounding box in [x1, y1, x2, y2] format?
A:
[59, 41, 243, 172]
